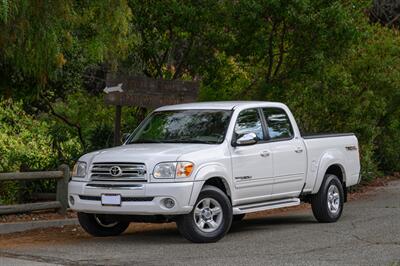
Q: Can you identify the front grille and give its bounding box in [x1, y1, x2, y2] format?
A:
[79, 195, 154, 202]
[86, 184, 143, 188]
[90, 162, 147, 182]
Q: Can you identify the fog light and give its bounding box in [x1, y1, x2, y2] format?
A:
[164, 198, 175, 209]
[69, 196, 75, 206]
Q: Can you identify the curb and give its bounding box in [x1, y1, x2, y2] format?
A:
[0, 219, 78, 234]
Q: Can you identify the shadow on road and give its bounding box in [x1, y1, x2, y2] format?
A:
[112, 214, 317, 243]
[115, 227, 185, 244]
[229, 214, 316, 234]
[0, 213, 320, 249]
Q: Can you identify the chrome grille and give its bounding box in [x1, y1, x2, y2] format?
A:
[90, 162, 147, 182]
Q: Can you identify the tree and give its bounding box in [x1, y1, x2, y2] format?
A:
[124, 1, 357, 93]
[124, 0, 227, 80]
[0, 0, 132, 98]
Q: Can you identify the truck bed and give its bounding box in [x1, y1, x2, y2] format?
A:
[302, 133, 355, 139]
[301, 133, 360, 193]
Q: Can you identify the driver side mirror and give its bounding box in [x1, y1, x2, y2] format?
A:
[235, 132, 258, 146]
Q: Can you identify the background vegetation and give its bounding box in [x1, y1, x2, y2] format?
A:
[0, 0, 399, 203]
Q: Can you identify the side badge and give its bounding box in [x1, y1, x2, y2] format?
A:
[235, 176, 252, 180]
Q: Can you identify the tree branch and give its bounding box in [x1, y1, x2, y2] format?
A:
[266, 21, 277, 83]
[172, 37, 194, 80]
[42, 95, 86, 150]
[273, 21, 287, 78]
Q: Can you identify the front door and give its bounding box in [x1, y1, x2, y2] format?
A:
[230, 108, 274, 205]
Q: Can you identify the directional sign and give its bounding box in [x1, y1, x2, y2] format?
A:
[104, 74, 199, 108]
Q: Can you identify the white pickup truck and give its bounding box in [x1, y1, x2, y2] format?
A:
[68, 101, 360, 243]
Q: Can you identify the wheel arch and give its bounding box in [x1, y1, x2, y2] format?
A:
[189, 164, 233, 206]
[325, 164, 345, 184]
[203, 177, 232, 200]
[312, 150, 348, 194]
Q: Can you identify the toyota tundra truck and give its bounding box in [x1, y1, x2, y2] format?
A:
[68, 101, 361, 243]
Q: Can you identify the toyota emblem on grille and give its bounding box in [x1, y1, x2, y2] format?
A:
[110, 166, 122, 177]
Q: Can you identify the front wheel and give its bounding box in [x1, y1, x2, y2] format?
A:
[78, 212, 129, 237]
[176, 185, 232, 243]
[311, 174, 344, 223]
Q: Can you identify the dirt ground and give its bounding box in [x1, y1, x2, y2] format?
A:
[0, 210, 77, 224]
[0, 174, 398, 249]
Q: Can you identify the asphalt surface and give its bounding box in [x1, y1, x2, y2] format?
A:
[1, 180, 399, 266]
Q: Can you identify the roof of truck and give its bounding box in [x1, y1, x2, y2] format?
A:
[155, 101, 284, 111]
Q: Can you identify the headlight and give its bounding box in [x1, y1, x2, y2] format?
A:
[72, 161, 87, 177]
[153, 162, 194, 179]
[153, 162, 176, 179]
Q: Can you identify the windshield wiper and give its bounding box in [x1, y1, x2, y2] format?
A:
[165, 139, 217, 144]
[131, 139, 162, 143]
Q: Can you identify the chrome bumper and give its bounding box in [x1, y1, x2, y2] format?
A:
[68, 181, 203, 215]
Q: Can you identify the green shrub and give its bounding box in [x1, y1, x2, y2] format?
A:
[0, 99, 56, 203]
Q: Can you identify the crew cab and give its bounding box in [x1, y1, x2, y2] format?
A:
[68, 101, 361, 242]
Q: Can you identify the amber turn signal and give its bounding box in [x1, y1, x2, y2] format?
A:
[176, 162, 194, 178]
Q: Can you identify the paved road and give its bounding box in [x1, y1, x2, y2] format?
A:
[1, 180, 399, 266]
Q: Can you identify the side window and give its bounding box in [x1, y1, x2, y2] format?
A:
[234, 109, 264, 140]
[262, 108, 293, 140]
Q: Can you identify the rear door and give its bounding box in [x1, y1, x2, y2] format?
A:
[261, 108, 307, 198]
[230, 108, 274, 205]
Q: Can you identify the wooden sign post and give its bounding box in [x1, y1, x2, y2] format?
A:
[104, 75, 199, 145]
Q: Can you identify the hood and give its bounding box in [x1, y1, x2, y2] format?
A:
[80, 143, 217, 171]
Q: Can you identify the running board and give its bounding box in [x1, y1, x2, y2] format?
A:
[232, 198, 300, 215]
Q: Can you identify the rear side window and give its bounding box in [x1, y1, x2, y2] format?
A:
[234, 109, 264, 140]
[262, 108, 293, 140]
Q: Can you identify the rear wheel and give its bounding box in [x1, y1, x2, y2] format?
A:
[311, 174, 344, 223]
[176, 185, 232, 243]
[78, 212, 129, 237]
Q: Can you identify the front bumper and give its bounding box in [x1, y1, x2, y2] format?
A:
[68, 181, 202, 215]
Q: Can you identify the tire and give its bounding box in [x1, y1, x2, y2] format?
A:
[176, 185, 232, 243]
[77, 212, 129, 237]
[233, 214, 246, 222]
[311, 174, 344, 223]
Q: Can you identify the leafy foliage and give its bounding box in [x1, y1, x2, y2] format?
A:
[0, 99, 76, 203]
[0, 0, 131, 98]
[0, 99, 54, 172]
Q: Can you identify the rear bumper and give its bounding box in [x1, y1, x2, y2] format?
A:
[68, 181, 202, 215]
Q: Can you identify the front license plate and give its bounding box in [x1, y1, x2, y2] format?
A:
[101, 194, 121, 206]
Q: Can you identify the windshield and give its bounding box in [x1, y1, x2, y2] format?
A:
[127, 109, 232, 144]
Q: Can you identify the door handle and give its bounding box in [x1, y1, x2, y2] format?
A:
[295, 147, 303, 153]
[260, 151, 270, 157]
